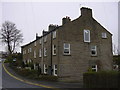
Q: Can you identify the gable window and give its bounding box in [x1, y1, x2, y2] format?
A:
[84, 30, 90, 42]
[34, 50, 36, 58]
[63, 43, 70, 55]
[39, 49, 42, 57]
[91, 46, 97, 56]
[44, 48, 47, 56]
[44, 36, 47, 42]
[53, 31, 56, 39]
[92, 65, 98, 72]
[53, 65, 57, 76]
[40, 39, 42, 44]
[53, 45, 56, 55]
[44, 64, 47, 74]
[102, 32, 107, 38]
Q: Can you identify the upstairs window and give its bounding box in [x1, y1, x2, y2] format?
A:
[25, 50, 26, 54]
[63, 43, 70, 55]
[53, 65, 57, 76]
[39, 49, 42, 57]
[34, 41, 36, 46]
[53, 31, 56, 39]
[84, 30, 90, 42]
[102, 32, 107, 38]
[53, 45, 56, 55]
[92, 65, 98, 72]
[44, 36, 47, 42]
[91, 46, 97, 56]
[29, 48, 32, 52]
[34, 50, 36, 58]
[40, 39, 42, 44]
[44, 48, 47, 56]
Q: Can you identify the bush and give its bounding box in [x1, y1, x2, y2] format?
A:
[83, 71, 120, 88]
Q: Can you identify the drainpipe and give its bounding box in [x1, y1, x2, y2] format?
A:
[50, 32, 53, 75]
[41, 31, 44, 74]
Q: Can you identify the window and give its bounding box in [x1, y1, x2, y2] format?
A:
[53, 31, 56, 39]
[53, 45, 56, 55]
[44, 64, 47, 74]
[53, 65, 57, 76]
[91, 46, 97, 56]
[44, 36, 47, 42]
[28, 49, 29, 53]
[29, 48, 32, 52]
[63, 43, 70, 55]
[102, 32, 107, 38]
[25, 50, 26, 54]
[84, 30, 90, 42]
[44, 48, 47, 56]
[34, 50, 36, 58]
[39, 49, 42, 57]
[92, 65, 97, 72]
[34, 41, 36, 46]
[40, 39, 42, 44]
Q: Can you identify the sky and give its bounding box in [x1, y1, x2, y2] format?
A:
[0, 1, 119, 54]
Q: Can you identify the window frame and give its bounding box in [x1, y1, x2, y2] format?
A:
[40, 39, 42, 44]
[53, 65, 57, 76]
[63, 43, 71, 55]
[44, 64, 47, 74]
[34, 41, 36, 46]
[53, 45, 56, 55]
[44, 48, 47, 57]
[91, 65, 98, 72]
[34, 50, 36, 58]
[39, 49, 42, 57]
[53, 31, 56, 39]
[102, 32, 107, 38]
[44, 36, 47, 42]
[84, 29, 90, 43]
[91, 46, 97, 56]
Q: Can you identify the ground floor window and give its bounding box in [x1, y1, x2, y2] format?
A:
[44, 64, 47, 74]
[91, 65, 98, 72]
[53, 65, 57, 76]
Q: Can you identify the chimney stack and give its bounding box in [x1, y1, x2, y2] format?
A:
[48, 24, 58, 31]
[36, 33, 40, 40]
[81, 7, 92, 17]
[62, 16, 71, 25]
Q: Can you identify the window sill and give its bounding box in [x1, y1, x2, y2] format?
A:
[91, 55, 97, 57]
[63, 54, 71, 56]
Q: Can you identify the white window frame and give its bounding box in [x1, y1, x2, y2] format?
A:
[25, 50, 26, 54]
[53, 31, 56, 39]
[29, 48, 32, 52]
[34, 50, 36, 58]
[63, 43, 70, 55]
[91, 46, 97, 56]
[44, 36, 47, 42]
[102, 32, 107, 38]
[39, 49, 42, 57]
[44, 48, 47, 56]
[44, 64, 47, 74]
[53, 65, 57, 76]
[53, 45, 56, 55]
[84, 30, 90, 42]
[92, 65, 98, 72]
[40, 39, 42, 44]
[34, 41, 36, 46]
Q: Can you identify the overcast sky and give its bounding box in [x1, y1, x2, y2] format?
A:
[0, 1, 119, 54]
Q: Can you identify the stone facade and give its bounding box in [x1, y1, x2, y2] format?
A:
[21, 7, 113, 82]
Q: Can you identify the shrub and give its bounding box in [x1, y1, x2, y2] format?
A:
[83, 71, 119, 88]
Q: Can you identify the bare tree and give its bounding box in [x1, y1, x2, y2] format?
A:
[1, 21, 23, 54]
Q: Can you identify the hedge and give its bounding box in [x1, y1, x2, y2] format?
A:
[83, 71, 120, 88]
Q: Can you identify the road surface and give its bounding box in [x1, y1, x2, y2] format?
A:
[2, 63, 52, 89]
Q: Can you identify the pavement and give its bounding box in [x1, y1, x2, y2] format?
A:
[2, 63, 83, 89]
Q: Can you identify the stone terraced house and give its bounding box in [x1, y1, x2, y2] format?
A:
[21, 7, 113, 82]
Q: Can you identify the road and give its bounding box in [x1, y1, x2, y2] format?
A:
[2, 63, 52, 90]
